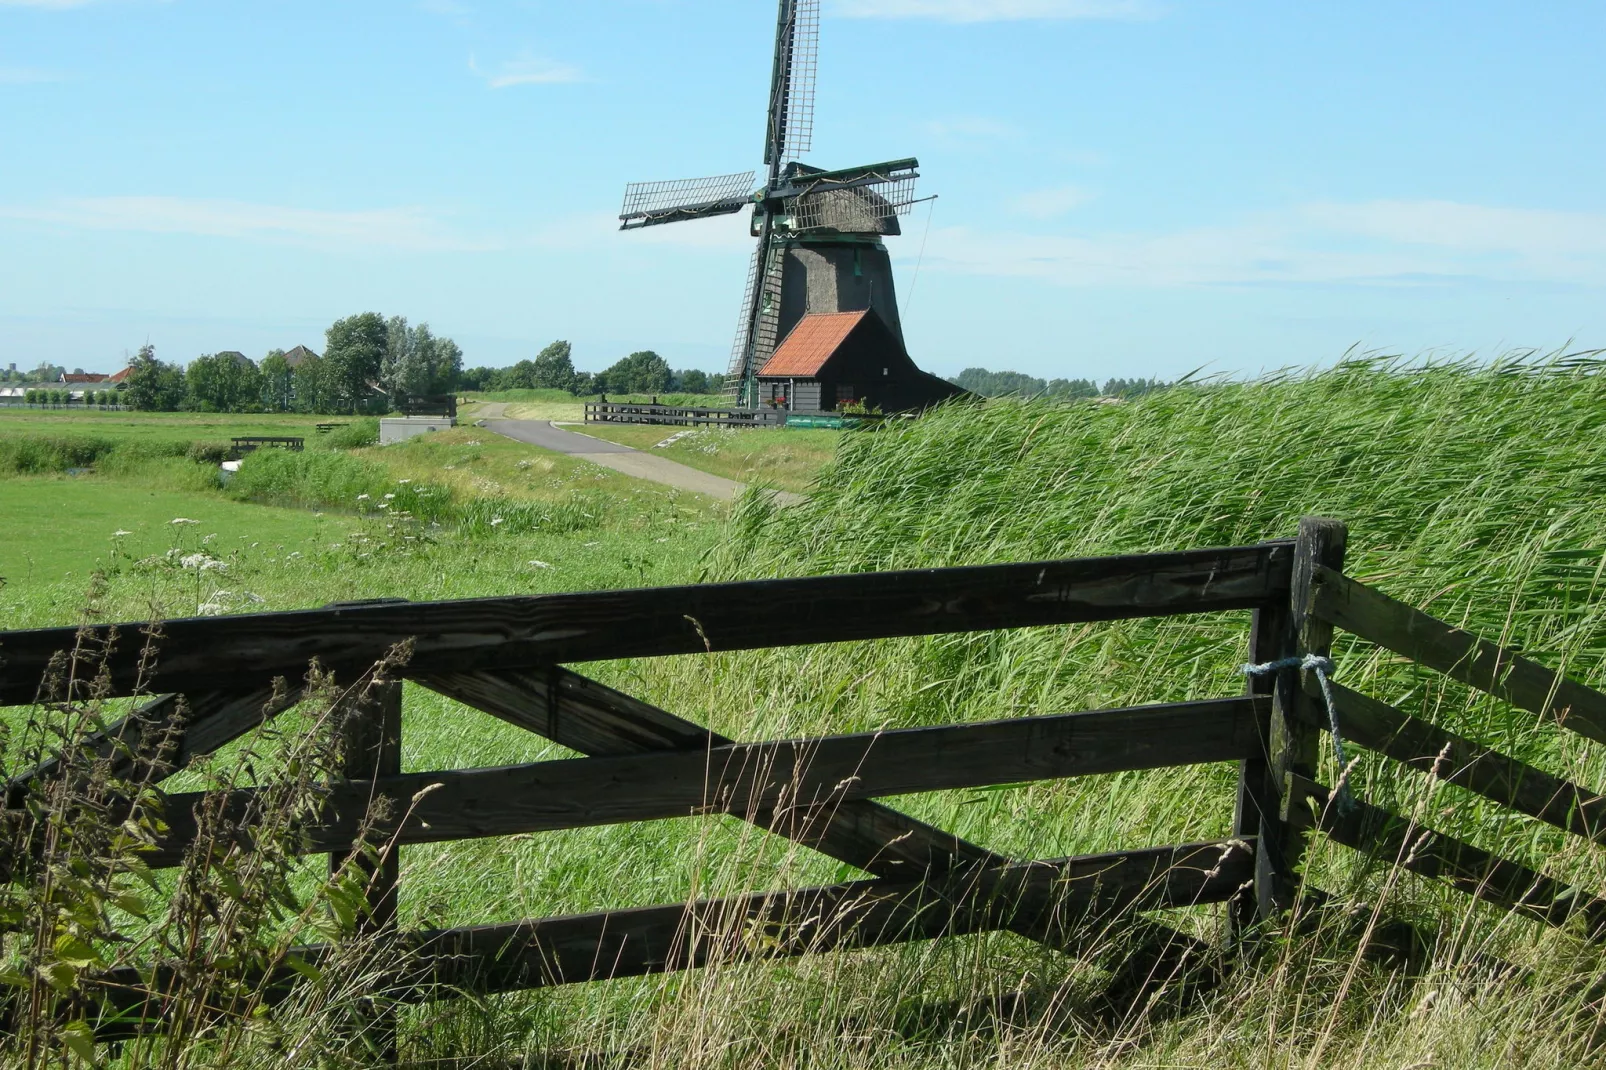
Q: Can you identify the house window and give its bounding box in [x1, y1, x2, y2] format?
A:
[837, 384, 855, 407]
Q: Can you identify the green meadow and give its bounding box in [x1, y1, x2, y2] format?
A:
[10, 358, 1606, 1068]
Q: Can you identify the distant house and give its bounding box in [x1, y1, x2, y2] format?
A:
[215, 350, 255, 368]
[107, 366, 133, 384]
[281, 345, 319, 368]
[754, 310, 968, 414]
[60, 372, 110, 385]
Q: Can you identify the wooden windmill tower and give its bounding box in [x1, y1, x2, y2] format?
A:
[620, 0, 955, 412]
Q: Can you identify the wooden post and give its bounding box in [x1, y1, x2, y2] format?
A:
[1231, 600, 1290, 936]
[331, 672, 402, 1059]
[332, 674, 402, 928]
[1237, 517, 1347, 926]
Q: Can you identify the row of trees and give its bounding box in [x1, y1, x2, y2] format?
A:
[3, 362, 69, 384]
[951, 367, 1168, 400]
[459, 342, 721, 397]
[119, 313, 466, 413]
[22, 389, 118, 406]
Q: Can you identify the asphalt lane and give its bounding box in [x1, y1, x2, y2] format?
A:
[487, 419, 635, 455]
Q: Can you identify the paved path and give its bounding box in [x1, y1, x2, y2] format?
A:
[475, 406, 800, 504]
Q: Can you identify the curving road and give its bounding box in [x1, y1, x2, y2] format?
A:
[474, 405, 800, 504]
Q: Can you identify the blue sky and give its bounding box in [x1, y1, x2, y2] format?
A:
[2, 1, 1603, 380]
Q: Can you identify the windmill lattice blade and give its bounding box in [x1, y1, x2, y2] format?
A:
[782, 0, 818, 162]
[764, 0, 818, 168]
[619, 171, 756, 225]
[788, 173, 918, 232]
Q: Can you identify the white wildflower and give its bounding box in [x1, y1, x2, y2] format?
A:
[377, 502, 390, 510]
[329, 543, 342, 549]
[356, 493, 370, 501]
[202, 533, 216, 543]
[111, 529, 133, 538]
[197, 602, 226, 616]
[397, 478, 411, 484]
[180, 553, 211, 569]
[383, 493, 395, 500]
[584, 541, 600, 547]
[490, 517, 504, 526]
[170, 517, 199, 525]
[200, 559, 229, 572]
[527, 559, 552, 569]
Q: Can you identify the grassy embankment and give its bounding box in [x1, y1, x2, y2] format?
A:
[578, 422, 840, 495]
[13, 358, 1606, 1067]
[461, 388, 727, 423]
[459, 388, 837, 494]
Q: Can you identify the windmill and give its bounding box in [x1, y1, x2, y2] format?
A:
[619, 0, 924, 409]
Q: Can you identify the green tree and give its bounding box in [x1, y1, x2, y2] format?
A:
[530, 340, 576, 391]
[185, 353, 262, 412]
[324, 312, 388, 412]
[291, 353, 337, 414]
[672, 368, 712, 394]
[598, 350, 671, 395]
[123, 345, 186, 411]
[260, 349, 293, 411]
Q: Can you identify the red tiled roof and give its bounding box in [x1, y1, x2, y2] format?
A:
[107, 366, 133, 383]
[61, 373, 110, 383]
[757, 310, 868, 378]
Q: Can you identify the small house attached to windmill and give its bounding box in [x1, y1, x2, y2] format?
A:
[619, 0, 966, 416]
[752, 309, 964, 413]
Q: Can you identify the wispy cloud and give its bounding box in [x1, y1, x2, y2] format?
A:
[921, 115, 1020, 140]
[1010, 186, 1093, 219]
[469, 51, 585, 89]
[834, 0, 1161, 22]
[0, 65, 64, 83]
[904, 200, 1606, 289]
[0, 0, 160, 7]
[0, 196, 497, 252]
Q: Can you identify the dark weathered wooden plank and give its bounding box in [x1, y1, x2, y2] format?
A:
[1289, 775, 1606, 934]
[4, 681, 295, 807]
[1250, 517, 1345, 922]
[328, 675, 401, 1062]
[1310, 566, 1606, 745]
[148, 696, 1265, 867]
[419, 667, 1014, 882]
[1231, 601, 1289, 933]
[330, 677, 403, 933]
[83, 839, 1252, 1031]
[0, 543, 1294, 704]
[397, 839, 1252, 994]
[1302, 680, 1606, 842]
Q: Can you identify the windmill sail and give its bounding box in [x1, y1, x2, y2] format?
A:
[618, 171, 756, 230]
[764, 0, 818, 167]
[778, 158, 920, 232]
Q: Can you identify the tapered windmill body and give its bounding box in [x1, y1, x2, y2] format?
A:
[620, 0, 962, 414]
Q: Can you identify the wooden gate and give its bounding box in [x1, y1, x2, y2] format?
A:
[5, 516, 1606, 1040]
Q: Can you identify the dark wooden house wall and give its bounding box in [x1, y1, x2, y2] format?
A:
[758, 311, 972, 415]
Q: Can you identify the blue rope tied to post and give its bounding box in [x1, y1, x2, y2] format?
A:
[1243, 653, 1357, 815]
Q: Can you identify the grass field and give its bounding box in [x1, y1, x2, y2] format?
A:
[461, 388, 727, 423]
[576, 423, 840, 494]
[0, 407, 336, 443]
[11, 359, 1606, 1068]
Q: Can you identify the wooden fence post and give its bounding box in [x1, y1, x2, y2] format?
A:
[1237, 516, 1347, 925]
[331, 671, 402, 1059]
[333, 675, 402, 930]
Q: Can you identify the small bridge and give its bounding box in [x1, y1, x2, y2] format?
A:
[5, 517, 1606, 1046]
